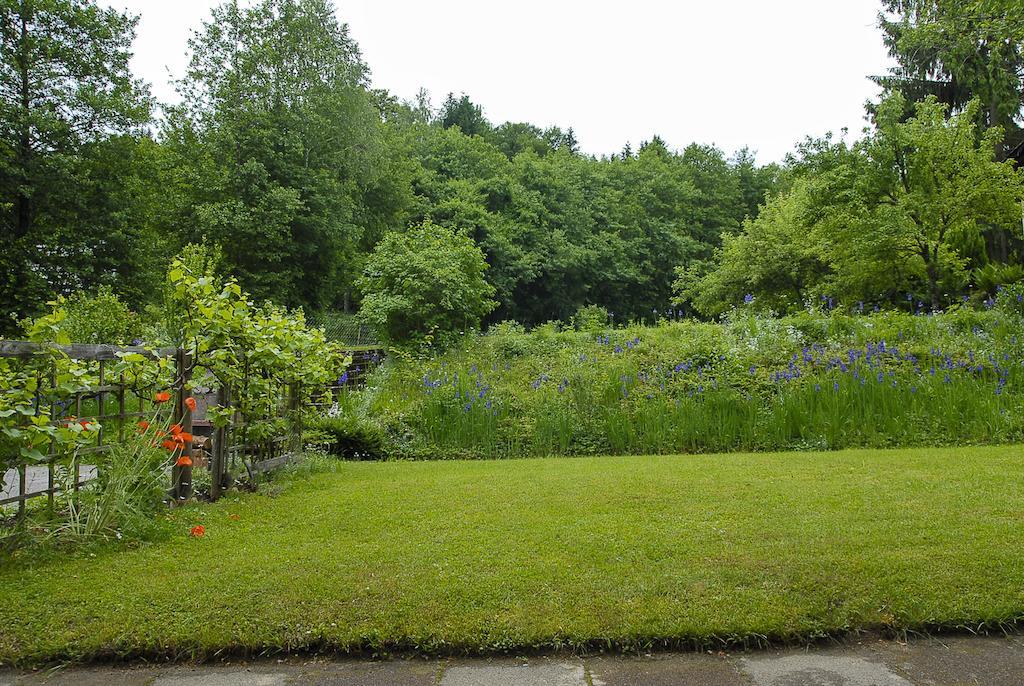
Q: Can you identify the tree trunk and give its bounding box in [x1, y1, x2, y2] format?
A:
[924, 250, 941, 311]
[15, 8, 32, 241]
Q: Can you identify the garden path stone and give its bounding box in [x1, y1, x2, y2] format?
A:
[3, 636, 1024, 684]
[586, 652, 751, 685]
[873, 634, 1024, 686]
[152, 671, 289, 686]
[740, 653, 911, 685]
[440, 657, 585, 686]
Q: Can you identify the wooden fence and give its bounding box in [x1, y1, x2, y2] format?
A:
[0, 341, 181, 517]
[1, 340, 385, 515]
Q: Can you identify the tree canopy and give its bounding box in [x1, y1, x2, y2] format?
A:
[1, 0, 1022, 338]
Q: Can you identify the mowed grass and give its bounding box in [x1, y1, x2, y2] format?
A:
[2, 446, 1024, 665]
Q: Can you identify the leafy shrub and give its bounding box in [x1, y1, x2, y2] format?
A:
[357, 221, 497, 344]
[975, 263, 1024, 297]
[572, 305, 611, 332]
[306, 414, 386, 460]
[26, 286, 140, 345]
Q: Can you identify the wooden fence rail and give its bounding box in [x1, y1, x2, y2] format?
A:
[2, 340, 384, 516]
[0, 341, 181, 516]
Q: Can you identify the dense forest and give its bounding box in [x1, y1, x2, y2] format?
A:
[2, 0, 1023, 339]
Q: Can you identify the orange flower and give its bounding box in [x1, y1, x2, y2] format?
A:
[138, 420, 150, 430]
[79, 419, 91, 429]
[184, 397, 197, 412]
[161, 439, 178, 451]
[190, 525, 205, 537]
[169, 423, 183, 435]
[154, 391, 171, 403]
[176, 455, 193, 467]
[155, 429, 166, 437]
[176, 431, 193, 444]
[229, 514, 240, 521]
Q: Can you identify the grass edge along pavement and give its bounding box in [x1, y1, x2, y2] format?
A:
[1, 445, 1023, 666]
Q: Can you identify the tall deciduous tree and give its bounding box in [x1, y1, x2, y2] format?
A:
[165, 0, 412, 312]
[689, 94, 1024, 314]
[854, 95, 1022, 308]
[0, 0, 151, 331]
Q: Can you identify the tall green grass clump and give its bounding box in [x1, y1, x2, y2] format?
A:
[343, 308, 1024, 458]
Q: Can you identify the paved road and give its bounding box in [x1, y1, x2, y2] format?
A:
[2, 634, 1022, 685]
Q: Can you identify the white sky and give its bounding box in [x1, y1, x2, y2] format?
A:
[100, 0, 892, 163]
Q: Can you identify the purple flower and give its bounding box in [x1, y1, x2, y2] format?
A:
[743, 294, 754, 304]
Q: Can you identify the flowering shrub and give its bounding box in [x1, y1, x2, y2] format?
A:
[996, 282, 1024, 318]
[0, 308, 177, 501]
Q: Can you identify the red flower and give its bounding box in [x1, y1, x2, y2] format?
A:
[176, 455, 193, 467]
[184, 397, 197, 412]
[79, 419, 91, 429]
[190, 525, 205, 538]
[154, 391, 171, 403]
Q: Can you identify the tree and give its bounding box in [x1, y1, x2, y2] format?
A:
[854, 94, 1023, 309]
[164, 0, 412, 311]
[357, 222, 496, 343]
[689, 95, 1024, 314]
[874, 0, 1024, 263]
[0, 0, 151, 331]
[874, 0, 1024, 147]
[680, 180, 829, 316]
[440, 92, 490, 137]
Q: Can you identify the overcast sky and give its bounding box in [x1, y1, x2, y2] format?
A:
[100, 0, 892, 163]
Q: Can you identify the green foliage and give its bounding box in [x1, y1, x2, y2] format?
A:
[27, 286, 140, 345]
[874, 0, 1024, 144]
[46, 434, 169, 542]
[996, 282, 1024, 316]
[679, 179, 828, 316]
[440, 92, 491, 137]
[357, 221, 497, 344]
[974, 262, 1024, 297]
[306, 412, 386, 460]
[0, 0, 153, 332]
[691, 95, 1024, 314]
[162, 0, 414, 312]
[355, 310, 1024, 459]
[167, 255, 348, 440]
[571, 305, 612, 332]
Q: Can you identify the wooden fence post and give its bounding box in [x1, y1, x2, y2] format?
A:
[288, 382, 302, 456]
[210, 384, 229, 501]
[172, 347, 194, 502]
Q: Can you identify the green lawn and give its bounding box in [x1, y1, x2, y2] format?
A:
[2, 446, 1024, 665]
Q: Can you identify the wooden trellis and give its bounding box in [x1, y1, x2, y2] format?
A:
[2, 339, 361, 513]
[0, 341, 179, 517]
